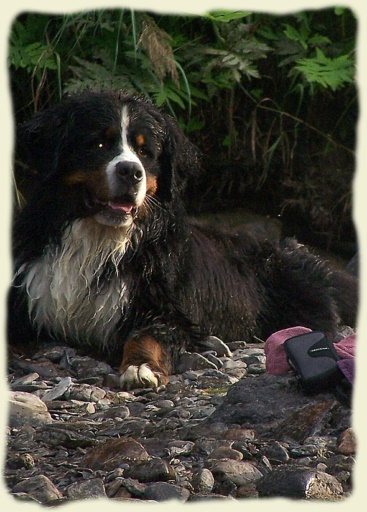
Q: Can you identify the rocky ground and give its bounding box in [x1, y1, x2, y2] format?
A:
[5, 329, 356, 507]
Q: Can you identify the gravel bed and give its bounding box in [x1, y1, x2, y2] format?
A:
[5, 335, 355, 506]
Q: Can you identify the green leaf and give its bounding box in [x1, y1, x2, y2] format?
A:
[205, 10, 251, 23]
[182, 117, 205, 132]
[9, 41, 57, 71]
[283, 24, 301, 41]
[283, 23, 309, 50]
[308, 34, 332, 46]
[256, 25, 279, 41]
[295, 49, 355, 91]
[334, 7, 345, 16]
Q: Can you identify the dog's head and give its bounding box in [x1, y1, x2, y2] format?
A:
[16, 91, 200, 228]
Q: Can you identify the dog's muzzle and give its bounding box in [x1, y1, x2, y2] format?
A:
[93, 159, 147, 227]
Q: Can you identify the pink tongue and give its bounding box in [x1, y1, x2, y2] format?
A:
[109, 202, 134, 213]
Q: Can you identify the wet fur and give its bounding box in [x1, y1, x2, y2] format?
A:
[8, 91, 358, 377]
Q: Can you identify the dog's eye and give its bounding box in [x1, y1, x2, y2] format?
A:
[137, 146, 149, 158]
[94, 129, 119, 151]
[93, 140, 109, 150]
[96, 139, 117, 151]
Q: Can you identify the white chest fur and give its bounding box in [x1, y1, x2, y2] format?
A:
[18, 219, 131, 347]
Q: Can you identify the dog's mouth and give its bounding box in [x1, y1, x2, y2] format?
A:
[99, 199, 138, 216]
[86, 194, 139, 227]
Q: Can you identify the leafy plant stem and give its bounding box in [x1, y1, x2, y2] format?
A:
[254, 98, 355, 156]
[131, 9, 138, 62]
[113, 10, 124, 73]
[174, 60, 192, 117]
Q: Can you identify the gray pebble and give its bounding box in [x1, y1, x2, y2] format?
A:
[39, 346, 77, 363]
[209, 446, 243, 461]
[12, 474, 63, 503]
[8, 391, 52, 428]
[226, 341, 247, 350]
[167, 440, 195, 456]
[262, 441, 290, 463]
[67, 478, 107, 499]
[124, 458, 176, 483]
[243, 355, 266, 365]
[222, 359, 247, 370]
[41, 376, 73, 402]
[208, 459, 263, 486]
[205, 353, 224, 368]
[189, 494, 236, 500]
[106, 477, 124, 498]
[83, 438, 149, 470]
[11, 372, 40, 386]
[182, 371, 200, 381]
[7, 452, 35, 470]
[239, 347, 265, 356]
[154, 399, 175, 409]
[192, 468, 215, 493]
[89, 404, 130, 420]
[257, 467, 344, 499]
[177, 352, 218, 372]
[118, 477, 147, 498]
[247, 364, 266, 375]
[144, 481, 190, 502]
[200, 336, 233, 357]
[12, 360, 60, 379]
[195, 439, 232, 456]
[64, 383, 106, 402]
[201, 369, 239, 384]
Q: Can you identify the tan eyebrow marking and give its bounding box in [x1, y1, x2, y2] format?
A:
[136, 134, 145, 147]
[104, 127, 117, 139]
[63, 171, 87, 185]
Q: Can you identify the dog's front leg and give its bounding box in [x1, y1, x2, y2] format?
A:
[119, 335, 171, 390]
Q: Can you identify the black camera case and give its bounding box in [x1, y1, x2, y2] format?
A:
[283, 331, 343, 392]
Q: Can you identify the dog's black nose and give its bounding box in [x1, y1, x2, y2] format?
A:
[115, 161, 144, 182]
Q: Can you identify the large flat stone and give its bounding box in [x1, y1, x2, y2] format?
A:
[206, 373, 350, 442]
[8, 391, 52, 428]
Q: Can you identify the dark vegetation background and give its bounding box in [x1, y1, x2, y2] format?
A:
[9, 7, 358, 259]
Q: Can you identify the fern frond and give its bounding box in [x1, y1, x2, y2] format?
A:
[295, 48, 355, 91]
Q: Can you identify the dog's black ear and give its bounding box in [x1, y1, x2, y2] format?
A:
[165, 116, 201, 188]
[15, 105, 72, 178]
[159, 115, 201, 200]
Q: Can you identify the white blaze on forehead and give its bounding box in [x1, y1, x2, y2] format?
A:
[120, 105, 145, 166]
[105, 104, 147, 205]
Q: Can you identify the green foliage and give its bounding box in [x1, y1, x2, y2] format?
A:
[65, 55, 136, 94]
[9, 19, 58, 76]
[9, 7, 357, 250]
[9, 38, 57, 72]
[9, 7, 357, 163]
[204, 10, 252, 23]
[189, 31, 271, 93]
[295, 48, 355, 91]
[257, 10, 355, 92]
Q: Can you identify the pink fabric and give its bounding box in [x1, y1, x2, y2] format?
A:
[337, 359, 354, 383]
[264, 326, 312, 374]
[334, 334, 356, 359]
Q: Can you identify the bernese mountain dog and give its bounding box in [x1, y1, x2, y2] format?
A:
[8, 90, 358, 390]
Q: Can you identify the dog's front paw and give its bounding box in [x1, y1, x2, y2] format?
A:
[119, 335, 171, 390]
[119, 363, 166, 390]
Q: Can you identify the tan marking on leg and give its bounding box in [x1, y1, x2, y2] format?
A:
[119, 336, 170, 390]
